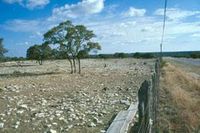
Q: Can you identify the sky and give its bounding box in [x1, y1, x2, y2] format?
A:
[0, 0, 200, 57]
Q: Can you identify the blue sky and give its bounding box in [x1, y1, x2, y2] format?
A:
[0, 0, 200, 57]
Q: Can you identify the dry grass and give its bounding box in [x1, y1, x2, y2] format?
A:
[161, 63, 200, 131]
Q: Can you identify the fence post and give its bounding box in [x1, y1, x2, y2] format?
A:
[137, 60, 160, 133]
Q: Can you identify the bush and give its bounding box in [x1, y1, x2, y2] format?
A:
[12, 71, 22, 76]
[113, 52, 127, 58]
[160, 60, 167, 68]
[133, 52, 155, 59]
[190, 53, 200, 58]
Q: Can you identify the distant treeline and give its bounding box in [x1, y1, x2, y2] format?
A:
[1, 51, 200, 62]
[91, 51, 200, 59]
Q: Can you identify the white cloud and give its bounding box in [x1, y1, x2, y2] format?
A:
[191, 33, 200, 37]
[123, 7, 146, 17]
[154, 8, 200, 21]
[26, 0, 49, 9]
[3, 0, 22, 4]
[4, 12, 200, 52]
[2, 0, 49, 9]
[51, 0, 105, 19]
[2, 3, 200, 54]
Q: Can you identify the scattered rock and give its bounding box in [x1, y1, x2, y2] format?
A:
[0, 123, 4, 129]
[19, 104, 28, 110]
[67, 125, 73, 129]
[120, 100, 131, 106]
[89, 122, 96, 127]
[36, 113, 45, 118]
[100, 130, 106, 133]
[13, 121, 20, 129]
[0, 59, 152, 132]
[17, 110, 24, 114]
[49, 129, 57, 133]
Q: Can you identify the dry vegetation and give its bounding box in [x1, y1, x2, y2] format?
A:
[159, 62, 200, 132]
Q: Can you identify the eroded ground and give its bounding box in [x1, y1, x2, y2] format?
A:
[0, 59, 154, 133]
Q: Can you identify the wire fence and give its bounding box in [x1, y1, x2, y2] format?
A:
[137, 59, 160, 133]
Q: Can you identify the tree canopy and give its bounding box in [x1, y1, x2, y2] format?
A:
[26, 43, 52, 65]
[43, 20, 101, 74]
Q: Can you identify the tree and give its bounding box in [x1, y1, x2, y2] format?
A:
[44, 20, 101, 74]
[114, 52, 127, 58]
[0, 38, 8, 59]
[26, 43, 52, 65]
[76, 42, 101, 73]
[133, 52, 154, 59]
[190, 52, 200, 58]
[44, 20, 74, 73]
[67, 25, 101, 74]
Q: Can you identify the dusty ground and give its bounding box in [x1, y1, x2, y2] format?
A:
[0, 59, 154, 133]
[159, 58, 200, 133]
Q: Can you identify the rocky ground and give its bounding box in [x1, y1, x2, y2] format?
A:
[0, 59, 154, 133]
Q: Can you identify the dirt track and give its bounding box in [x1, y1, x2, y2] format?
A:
[0, 59, 154, 133]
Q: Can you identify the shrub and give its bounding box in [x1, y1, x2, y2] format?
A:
[133, 52, 155, 59]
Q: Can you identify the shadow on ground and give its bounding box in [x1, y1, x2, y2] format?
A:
[0, 71, 61, 77]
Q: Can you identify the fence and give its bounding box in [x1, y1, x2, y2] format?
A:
[106, 60, 160, 133]
[137, 60, 160, 133]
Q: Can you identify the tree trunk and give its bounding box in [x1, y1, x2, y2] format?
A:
[78, 58, 81, 74]
[39, 60, 43, 65]
[72, 57, 76, 73]
[67, 57, 73, 74]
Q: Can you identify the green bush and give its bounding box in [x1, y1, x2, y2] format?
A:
[190, 52, 200, 58]
[113, 52, 127, 58]
[133, 52, 155, 59]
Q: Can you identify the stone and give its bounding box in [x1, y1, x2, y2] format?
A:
[101, 110, 107, 115]
[52, 123, 57, 126]
[30, 108, 37, 112]
[68, 107, 74, 112]
[46, 124, 52, 128]
[68, 125, 73, 129]
[16, 121, 20, 125]
[93, 117, 103, 124]
[58, 117, 64, 121]
[49, 129, 57, 133]
[120, 100, 130, 106]
[111, 100, 119, 105]
[0, 123, 4, 128]
[19, 104, 28, 110]
[13, 121, 20, 129]
[68, 118, 73, 121]
[89, 122, 96, 127]
[41, 99, 47, 106]
[70, 113, 76, 119]
[55, 113, 61, 117]
[114, 93, 119, 96]
[100, 130, 106, 133]
[17, 110, 24, 114]
[36, 113, 45, 118]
